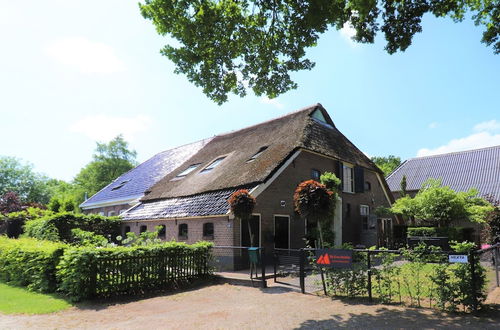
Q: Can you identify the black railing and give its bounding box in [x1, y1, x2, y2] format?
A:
[91, 249, 211, 298]
[273, 243, 500, 312]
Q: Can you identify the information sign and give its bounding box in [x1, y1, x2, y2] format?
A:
[449, 255, 468, 263]
[315, 249, 353, 268]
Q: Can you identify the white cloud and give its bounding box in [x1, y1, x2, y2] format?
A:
[69, 114, 151, 142]
[339, 23, 357, 46]
[260, 96, 284, 109]
[473, 119, 500, 133]
[45, 37, 125, 74]
[428, 122, 438, 129]
[417, 131, 500, 157]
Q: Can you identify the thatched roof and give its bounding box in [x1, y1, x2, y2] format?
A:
[142, 104, 380, 201]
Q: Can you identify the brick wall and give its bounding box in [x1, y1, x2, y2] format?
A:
[121, 216, 234, 246]
[255, 150, 392, 249]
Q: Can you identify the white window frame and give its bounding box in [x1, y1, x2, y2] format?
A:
[107, 211, 116, 216]
[360, 205, 370, 216]
[342, 163, 354, 193]
[175, 163, 201, 177]
[247, 146, 268, 162]
[201, 156, 226, 172]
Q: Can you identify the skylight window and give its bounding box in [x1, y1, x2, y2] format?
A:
[201, 157, 226, 172]
[247, 146, 268, 162]
[111, 179, 130, 191]
[176, 163, 201, 177]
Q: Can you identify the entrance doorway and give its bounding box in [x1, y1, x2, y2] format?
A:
[241, 215, 261, 247]
[274, 215, 290, 249]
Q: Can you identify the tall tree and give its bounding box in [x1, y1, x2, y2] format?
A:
[0, 156, 52, 204]
[74, 135, 138, 197]
[139, 0, 499, 104]
[371, 155, 402, 176]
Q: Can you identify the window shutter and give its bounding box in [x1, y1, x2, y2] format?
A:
[337, 161, 343, 188]
[354, 166, 364, 193]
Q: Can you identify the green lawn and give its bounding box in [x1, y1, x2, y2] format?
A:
[0, 282, 72, 315]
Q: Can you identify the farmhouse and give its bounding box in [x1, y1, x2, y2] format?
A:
[85, 104, 394, 249]
[386, 146, 500, 201]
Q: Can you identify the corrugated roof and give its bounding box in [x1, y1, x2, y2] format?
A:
[142, 104, 381, 201]
[386, 145, 500, 199]
[80, 138, 212, 208]
[122, 188, 245, 221]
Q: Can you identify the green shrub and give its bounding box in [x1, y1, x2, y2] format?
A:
[24, 212, 121, 243]
[0, 208, 53, 238]
[407, 226, 467, 241]
[57, 241, 213, 301]
[323, 244, 367, 298]
[24, 218, 59, 241]
[0, 237, 67, 292]
[407, 227, 437, 237]
[430, 241, 486, 312]
[70, 229, 108, 247]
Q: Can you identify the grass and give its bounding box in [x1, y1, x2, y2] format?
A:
[0, 282, 72, 315]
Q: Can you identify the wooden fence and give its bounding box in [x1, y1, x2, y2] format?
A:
[89, 249, 211, 298]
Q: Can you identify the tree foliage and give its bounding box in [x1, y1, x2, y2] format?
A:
[482, 195, 500, 243]
[371, 155, 402, 177]
[139, 0, 499, 104]
[74, 135, 137, 197]
[0, 192, 23, 214]
[391, 179, 493, 227]
[0, 156, 53, 204]
[320, 171, 341, 193]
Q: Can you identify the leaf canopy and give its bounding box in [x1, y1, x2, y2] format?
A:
[140, 0, 499, 104]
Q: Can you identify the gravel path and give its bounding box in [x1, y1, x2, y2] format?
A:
[1, 283, 499, 329]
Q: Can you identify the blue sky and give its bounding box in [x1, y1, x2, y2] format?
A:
[0, 1, 498, 181]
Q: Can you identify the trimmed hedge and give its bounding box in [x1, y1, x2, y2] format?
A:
[0, 237, 67, 292]
[407, 227, 469, 241]
[57, 241, 213, 301]
[24, 212, 122, 243]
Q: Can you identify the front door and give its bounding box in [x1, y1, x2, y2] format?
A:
[274, 215, 290, 249]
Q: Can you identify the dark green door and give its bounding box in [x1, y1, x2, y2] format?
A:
[274, 216, 289, 249]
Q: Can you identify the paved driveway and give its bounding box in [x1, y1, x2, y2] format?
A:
[1, 283, 499, 329]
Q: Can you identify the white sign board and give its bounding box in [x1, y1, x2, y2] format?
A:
[449, 255, 468, 263]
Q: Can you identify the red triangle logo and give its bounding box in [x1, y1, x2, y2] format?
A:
[317, 254, 331, 265]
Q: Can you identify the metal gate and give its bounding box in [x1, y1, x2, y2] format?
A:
[273, 248, 323, 294]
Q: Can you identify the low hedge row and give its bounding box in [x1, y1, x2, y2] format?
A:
[0, 236, 67, 292]
[24, 212, 122, 243]
[0, 236, 213, 301]
[57, 241, 213, 301]
[407, 226, 472, 241]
